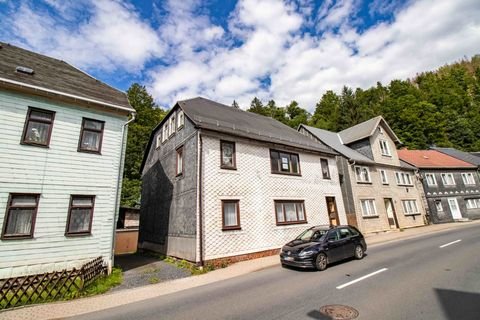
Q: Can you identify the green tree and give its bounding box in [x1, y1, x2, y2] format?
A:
[121, 83, 167, 207]
[310, 90, 340, 131]
[247, 97, 269, 116]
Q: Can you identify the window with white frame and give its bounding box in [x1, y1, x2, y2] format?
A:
[435, 200, 443, 212]
[425, 173, 437, 186]
[355, 166, 371, 183]
[169, 115, 176, 136]
[162, 125, 168, 142]
[395, 172, 413, 185]
[360, 199, 377, 217]
[402, 200, 419, 215]
[379, 140, 391, 156]
[177, 110, 185, 129]
[380, 170, 388, 184]
[441, 173, 455, 186]
[461, 173, 475, 185]
[466, 198, 480, 209]
[156, 134, 162, 149]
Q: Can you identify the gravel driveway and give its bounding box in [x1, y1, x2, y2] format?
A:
[112, 254, 191, 291]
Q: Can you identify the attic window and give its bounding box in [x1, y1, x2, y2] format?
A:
[378, 127, 383, 134]
[16, 66, 34, 75]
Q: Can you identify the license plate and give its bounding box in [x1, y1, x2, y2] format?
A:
[284, 256, 294, 261]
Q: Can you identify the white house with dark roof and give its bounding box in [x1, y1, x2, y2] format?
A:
[139, 97, 346, 265]
[0, 42, 135, 278]
[299, 116, 427, 234]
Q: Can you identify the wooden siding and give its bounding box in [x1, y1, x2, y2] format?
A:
[0, 89, 127, 278]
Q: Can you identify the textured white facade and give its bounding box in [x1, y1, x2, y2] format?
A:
[201, 135, 346, 260]
[0, 89, 127, 278]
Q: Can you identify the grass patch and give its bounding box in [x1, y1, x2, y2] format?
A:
[148, 276, 160, 284]
[141, 267, 161, 275]
[81, 267, 123, 297]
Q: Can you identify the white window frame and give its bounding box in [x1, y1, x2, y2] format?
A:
[380, 170, 388, 185]
[169, 115, 176, 137]
[162, 125, 168, 143]
[466, 198, 480, 209]
[425, 173, 437, 186]
[156, 133, 162, 149]
[177, 110, 185, 129]
[395, 172, 413, 186]
[355, 166, 371, 183]
[401, 199, 419, 215]
[441, 173, 455, 186]
[461, 173, 475, 185]
[434, 200, 443, 212]
[379, 139, 391, 156]
[360, 199, 377, 217]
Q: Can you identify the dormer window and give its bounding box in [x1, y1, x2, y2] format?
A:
[379, 139, 391, 156]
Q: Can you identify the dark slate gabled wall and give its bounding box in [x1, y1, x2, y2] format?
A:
[348, 138, 374, 160]
[139, 110, 198, 260]
[420, 169, 480, 223]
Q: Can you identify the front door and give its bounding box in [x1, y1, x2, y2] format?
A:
[447, 197, 462, 219]
[384, 198, 399, 229]
[326, 197, 339, 226]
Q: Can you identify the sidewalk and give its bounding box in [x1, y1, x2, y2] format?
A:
[1, 220, 478, 320]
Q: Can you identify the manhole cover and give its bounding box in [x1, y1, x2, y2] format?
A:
[318, 305, 359, 320]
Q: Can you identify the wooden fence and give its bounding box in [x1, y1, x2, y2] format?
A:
[0, 257, 107, 310]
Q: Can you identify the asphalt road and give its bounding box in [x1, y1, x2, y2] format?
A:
[72, 224, 480, 320]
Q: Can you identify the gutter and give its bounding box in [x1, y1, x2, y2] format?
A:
[197, 132, 204, 266]
[0, 77, 135, 113]
[110, 111, 136, 272]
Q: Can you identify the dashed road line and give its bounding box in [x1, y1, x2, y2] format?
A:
[439, 239, 462, 248]
[336, 268, 388, 289]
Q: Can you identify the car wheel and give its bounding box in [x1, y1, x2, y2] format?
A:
[315, 253, 328, 271]
[354, 245, 364, 259]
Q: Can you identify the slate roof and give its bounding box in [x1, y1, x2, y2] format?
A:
[471, 152, 480, 158]
[0, 42, 133, 112]
[338, 116, 401, 145]
[432, 147, 480, 167]
[398, 150, 477, 169]
[299, 124, 375, 164]
[176, 97, 336, 155]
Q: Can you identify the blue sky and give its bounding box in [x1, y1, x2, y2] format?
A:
[0, 0, 479, 111]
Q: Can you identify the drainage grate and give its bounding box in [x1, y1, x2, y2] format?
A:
[318, 305, 359, 320]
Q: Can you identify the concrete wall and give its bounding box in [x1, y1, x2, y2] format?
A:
[139, 107, 197, 261]
[0, 89, 127, 278]
[420, 169, 480, 223]
[201, 133, 346, 260]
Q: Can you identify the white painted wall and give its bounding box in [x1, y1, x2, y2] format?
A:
[201, 135, 346, 260]
[0, 89, 127, 278]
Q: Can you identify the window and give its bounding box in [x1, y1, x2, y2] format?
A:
[21, 107, 55, 147]
[338, 227, 351, 239]
[320, 158, 330, 179]
[425, 173, 437, 186]
[220, 141, 236, 169]
[275, 200, 306, 225]
[466, 198, 480, 209]
[2, 194, 39, 239]
[66, 195, 95, 235]
[162, 125, 168, 143]
[402, 200, 419, 215]
[395, 172, 413, 185]
[270, 150, 300, 175]
[360, 199, 377, 217]
[177, 110, 185, 129]
[222, 200, 240, 230]
[176, 147, 183, 176]
[461, 173, 475, 185]
[379, 139, 391, 156]
[441, 173, 455, 186]
[435, 200, 443, 212]
[78, 118, 104, 153]
[380, 170, 388, 184]
[156, 133, 162, 149]
[354, 166, 371, 183]
[169, 116, 175, 136]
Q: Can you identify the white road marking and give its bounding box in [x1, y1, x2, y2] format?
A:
[336, 268, 388, 289]
[439, 239, 462, 248]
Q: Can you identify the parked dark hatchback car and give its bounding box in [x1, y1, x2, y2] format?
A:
[280, 225, 367, 271]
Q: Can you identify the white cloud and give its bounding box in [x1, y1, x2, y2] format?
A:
[1, 0, 479, 112]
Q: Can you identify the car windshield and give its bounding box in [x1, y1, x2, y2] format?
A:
[296, 229, 328, 242]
